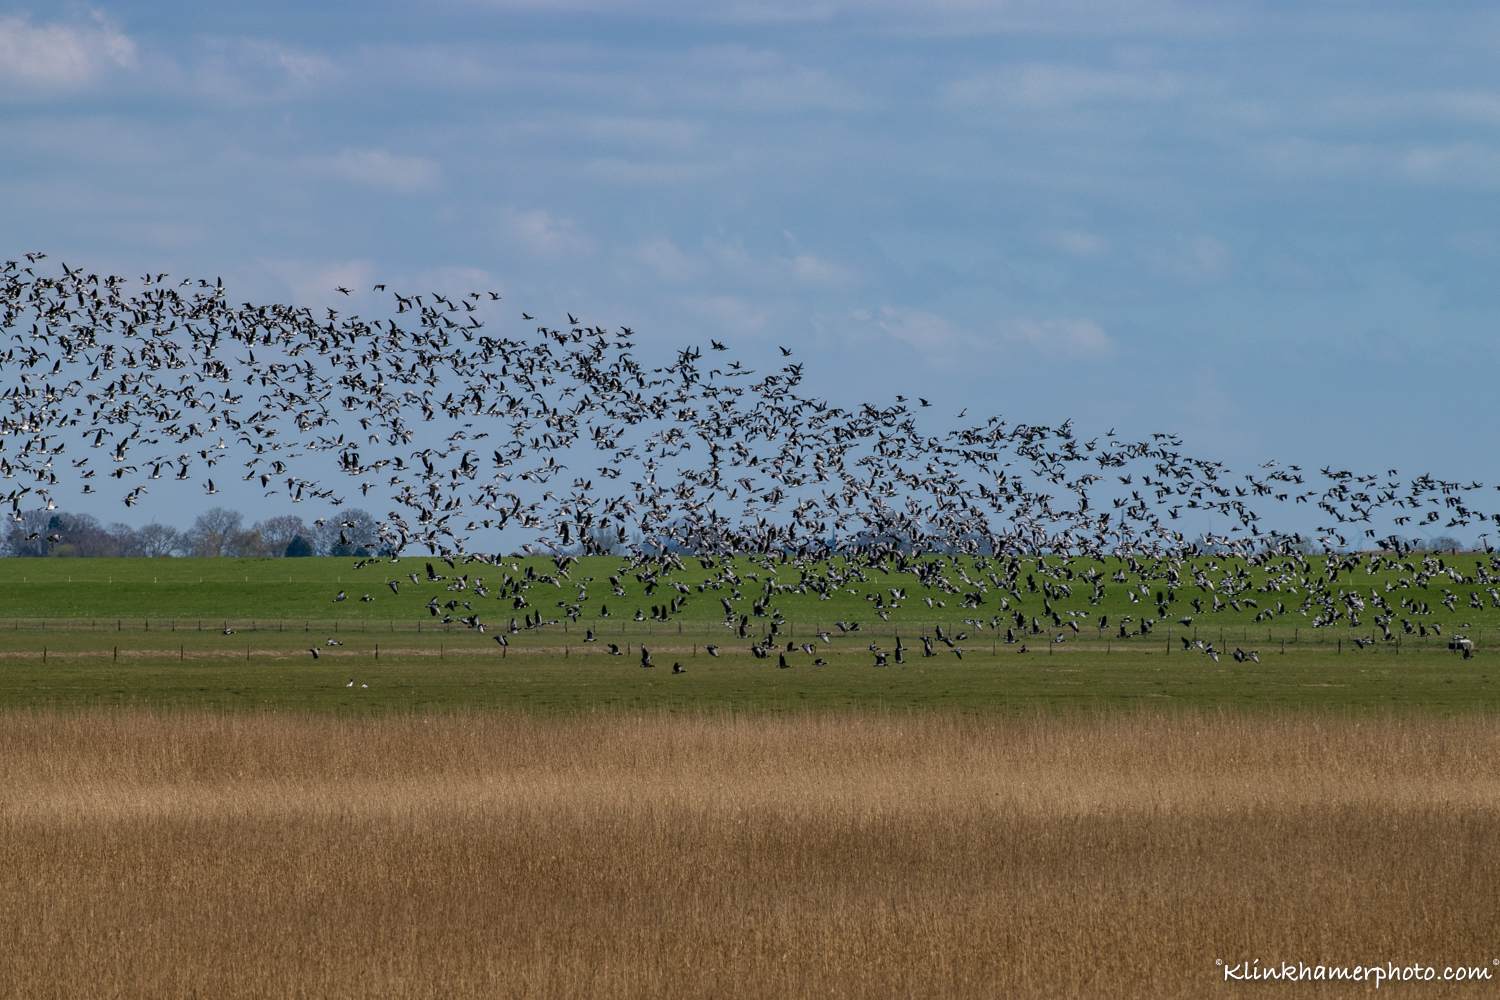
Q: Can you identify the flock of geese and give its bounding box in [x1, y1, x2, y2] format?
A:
[291, 537, 1500, 671]
[0, 253, 1493, 599]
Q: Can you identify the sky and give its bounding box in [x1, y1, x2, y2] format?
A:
[1, 0, 1498, 544]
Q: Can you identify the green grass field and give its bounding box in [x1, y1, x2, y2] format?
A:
[0, 550, 1494, 713]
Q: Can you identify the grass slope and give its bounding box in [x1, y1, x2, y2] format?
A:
[0, 550, 1494, 712]
[0, 550, 1495, 629]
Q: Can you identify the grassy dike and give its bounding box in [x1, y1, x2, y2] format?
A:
[0, 551, 1492, 713]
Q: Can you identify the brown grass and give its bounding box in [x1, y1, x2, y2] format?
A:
[2, 708, 1499, 998]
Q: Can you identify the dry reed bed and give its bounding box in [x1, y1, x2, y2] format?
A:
[2, 709, 1498, 998]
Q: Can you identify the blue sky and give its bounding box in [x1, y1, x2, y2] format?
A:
[2, 0, 1498, 542]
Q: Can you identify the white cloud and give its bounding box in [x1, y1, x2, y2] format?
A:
[997, 317, 1115, 359]
[261, 258, 374, 308]
[179, 39, 343, 107]
[1250, 137, 1379, 180]
[133, 221, 207, 250]
[361, 44, 509, 92]
[1042, 229, 1108, 257]
[306, 150, 442, 194]
[732, 64, 862, 112]
[1151, 235, 1233, 285]
[1428, 90, 1500, 127]
[1257, 253, 1349, 292]
[584, 116, 704, 150]
[0, 13, 136, 90]
[237, 40, 337, 89]
[707, 238, 859, 290]
[679, 294, 768, 335]
[948, 63, 1181, 109]
[721, 1, 839, 24]
[789, 252, 858, 288]
[501, 209, 592, 257]
[582, 157, 715, 186]
[874, 306, 1114, 365]
[621, 235, 856, 293]
[875, 306, 980, 359]
[1401, 142, 1500, 189]
[465, 0, 1226, 35]
[630, 239, 706, 282]
[668, 45, 864, 112]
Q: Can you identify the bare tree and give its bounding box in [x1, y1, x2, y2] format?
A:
[3, 512, 122, 558]
[134, 523, 182, 557]
[106, 523, 142, 556]
[2, 509, 52, 557]
[227, 529, 270, 558]
[252, 515, 309, 556]
[316, 508, 377, 556]
[60, 514, 121, 557]
[188, 507, 243, 557]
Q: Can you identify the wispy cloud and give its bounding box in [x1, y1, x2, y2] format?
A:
[948, 63, 1182, 109]
[997, 317, 1115, 359]
[869, 307, 1115, 365]
[1402, 142, 1500, 190]
[2, 0, 1497, 508]
[237, 39, 337, 89]
[583, 116, 705, 150]
[1150, 235, 1233, 286]
[874, 306, 980, 360]
[463, 0, 1227, 34]
[305, 150, 442, 194]
[183, 39, 341, 105]
[261, 258, 374, 307]
[1041, 229, 1108, 258]
[679, 293, 768, 335]
[708, 237, 860, 291]
[0, 12, 136, 91]
[501, 209, 593, 258]
[629, 239, 707, 283]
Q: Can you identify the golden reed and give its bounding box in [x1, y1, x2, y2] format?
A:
[2, 708, 1498, 998]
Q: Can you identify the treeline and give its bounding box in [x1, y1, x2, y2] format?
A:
[4, 509, 1475, 562]
[1, 507, 380, 558]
